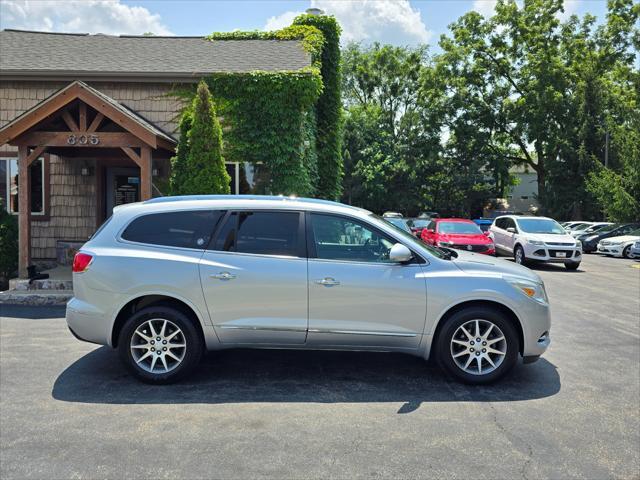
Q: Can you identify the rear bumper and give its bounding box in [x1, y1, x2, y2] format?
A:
[66, 297, 111, 346]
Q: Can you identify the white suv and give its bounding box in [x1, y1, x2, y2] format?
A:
[490, 216, 582, 270]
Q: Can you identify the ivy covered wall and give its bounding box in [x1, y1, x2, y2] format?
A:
[173, 15, 342, 198]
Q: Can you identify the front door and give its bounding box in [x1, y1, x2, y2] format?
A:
[106, 167, 140, 217]
[306, 213, 427, 349]
[199, 210, 308, 344]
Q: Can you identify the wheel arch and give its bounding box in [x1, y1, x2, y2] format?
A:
[111, 294, 206, 348]
[430, 299, 525, 358]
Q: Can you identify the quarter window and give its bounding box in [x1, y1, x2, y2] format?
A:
[213, 211, 302, 257]
[310, 214, 396, 263]
[122, 210, 223, 249]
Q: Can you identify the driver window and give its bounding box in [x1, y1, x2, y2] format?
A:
[310, 214, 396, 263]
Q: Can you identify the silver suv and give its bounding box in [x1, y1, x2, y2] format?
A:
[66, 196, 551, 385]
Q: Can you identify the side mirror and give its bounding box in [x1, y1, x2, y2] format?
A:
[426, 228, 434, 234]
[483, 231, 490, 236]
[506, 227, 516, 234]
[389, 243, 413, 263]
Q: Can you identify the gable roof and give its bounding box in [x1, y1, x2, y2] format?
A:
[0, 30, 311, 81]
[0, 80, 176, 149]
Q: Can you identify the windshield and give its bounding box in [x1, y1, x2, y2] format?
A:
[371, 214, 447, 259]
[438, 221, 482, 235]
[585, 224, 609, 233]
[410, 219, 430, 228]
[517, 218, 566, 234]
[567, 223, 591, 230]
[385, 217, 411, 233]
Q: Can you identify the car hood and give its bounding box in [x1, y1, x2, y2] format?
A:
[439, 233, 492, 245]
[602, 234, 640, 243]
[520, 233, 576, 244]
[451, 250, 542, 283]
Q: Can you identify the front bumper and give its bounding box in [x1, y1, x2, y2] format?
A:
[523, 244, 582, 263]
[597, 244, 623, 256]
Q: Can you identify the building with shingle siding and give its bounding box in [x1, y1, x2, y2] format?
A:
[0, 29, 313, 277]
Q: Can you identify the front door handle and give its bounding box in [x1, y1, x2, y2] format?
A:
[211, 272, 236, 280]
[316, 277, 340, 286]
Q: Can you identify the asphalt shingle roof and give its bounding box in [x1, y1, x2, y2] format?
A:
[0, 30, 311, 77]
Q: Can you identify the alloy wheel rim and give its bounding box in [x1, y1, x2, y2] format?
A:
[130, 319, 187, 374]
[515, 248, 523, 263]
[450, 319, 507, 376]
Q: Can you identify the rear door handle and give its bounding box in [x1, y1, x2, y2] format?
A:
[316, 277, 340, 286]
[211, 272, 236, 280]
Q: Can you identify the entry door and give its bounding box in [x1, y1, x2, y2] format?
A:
[106, 167, 140, 217]
[306, 213, 427, 349]
[199, 210, 308, 344]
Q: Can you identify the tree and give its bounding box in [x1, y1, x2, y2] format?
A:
[169, 107, 192, 195]
[0, 202, 18, 287]
[173, 81, 230, 195]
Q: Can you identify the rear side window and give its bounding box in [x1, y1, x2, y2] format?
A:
[122, 210, 223, 249]
[212, 211, 302, 257]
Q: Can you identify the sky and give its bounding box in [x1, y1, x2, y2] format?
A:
[0, 0, 610, 49]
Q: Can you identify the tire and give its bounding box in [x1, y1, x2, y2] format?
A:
[622, 245, 631, 259]
[435, 306, 519, 385]
[565, 261, 580, 270]
[118, 305, 203, 384]
[514, 245, 528, 266]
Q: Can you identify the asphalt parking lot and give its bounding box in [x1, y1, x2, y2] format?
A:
[1, 253, 639, 479]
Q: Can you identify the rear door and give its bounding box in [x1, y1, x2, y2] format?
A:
[199, 210, 308, 344]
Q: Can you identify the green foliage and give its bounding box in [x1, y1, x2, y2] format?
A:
[0, 203, 19, 283]
[172, 81, 230, 195]
[201, 23, 333, 196]
[586, 166, 640, 222]
[434, 0, 639, 219]
[169, 108, 192, 195]
[293, 14, 344, 200]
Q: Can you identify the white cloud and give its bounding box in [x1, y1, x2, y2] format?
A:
[263, 0, 431, 46]
[0, 0, 172, 35]
[473, 0, 498, 18]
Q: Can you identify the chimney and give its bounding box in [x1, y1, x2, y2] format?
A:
[305, 8, 324, 16]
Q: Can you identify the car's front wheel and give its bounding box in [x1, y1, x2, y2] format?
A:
[622, 245, 632, 259]
[118, 306, 203, 384]
[514, 245, 528, 266]
[436, 307, 519, 384]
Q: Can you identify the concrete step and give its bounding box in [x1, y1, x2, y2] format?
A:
[0, 289, 73, 306]
[9, 278, 73, 291]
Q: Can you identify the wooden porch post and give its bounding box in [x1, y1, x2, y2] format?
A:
[140, 146, 152, 200]
[17, 145, 31, 278]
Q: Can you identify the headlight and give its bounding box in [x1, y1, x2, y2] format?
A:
[585, 235, 598, 241]
[527, 239, 545, 245]
[505, 277, 548, 304]
[438, 241, 453, 247]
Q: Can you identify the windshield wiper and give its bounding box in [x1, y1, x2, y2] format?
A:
[436, 246, 455, 260]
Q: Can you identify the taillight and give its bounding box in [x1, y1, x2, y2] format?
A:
[72, 252, 93, 273]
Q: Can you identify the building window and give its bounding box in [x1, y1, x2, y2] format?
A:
[225, 162, 259, 195]
[0, 156, 46, 215]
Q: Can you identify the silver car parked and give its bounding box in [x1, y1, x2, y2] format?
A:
[66, 196, 551, 385]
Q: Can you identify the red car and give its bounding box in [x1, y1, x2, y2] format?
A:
[421, 218, 495, 255]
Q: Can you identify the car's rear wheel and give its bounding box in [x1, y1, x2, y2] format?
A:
[436, 307, 519, 384]
[514, 245, 528, 266]
[118, 306, 203, 384]
[622, 245, 631, 259]
[565, 261, 580, 270]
